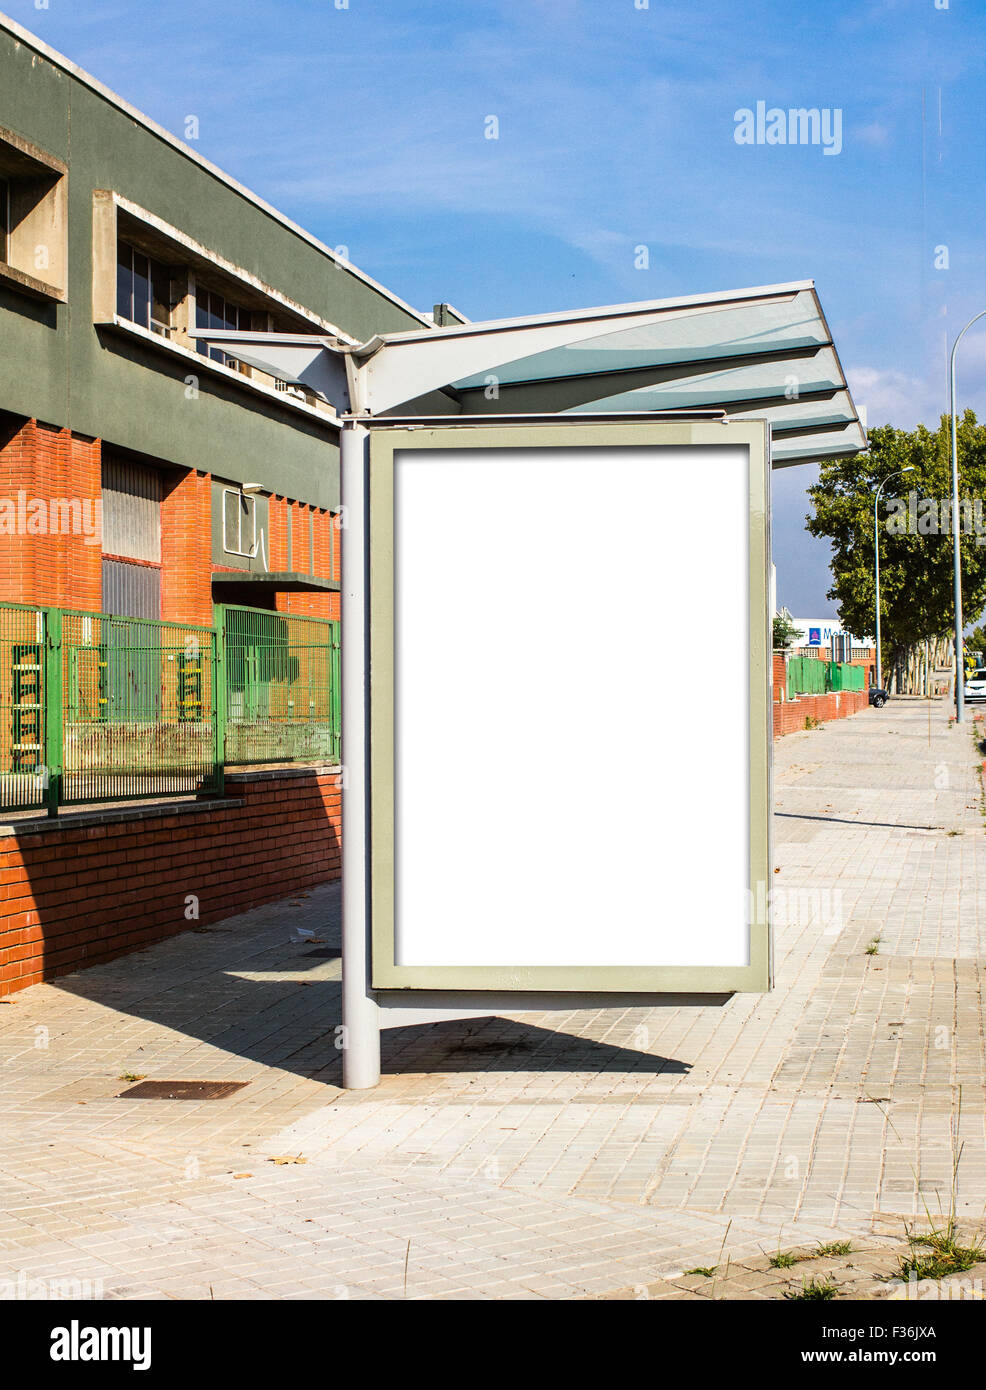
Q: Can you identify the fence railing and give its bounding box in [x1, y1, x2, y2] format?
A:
[1, 601, 222, 816]
[0, 600, 340, 817]
[0, 603, 47, 815]
[217, 604, 340, 766]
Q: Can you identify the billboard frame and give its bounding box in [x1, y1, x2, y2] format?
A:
[364, 417, 772, 996]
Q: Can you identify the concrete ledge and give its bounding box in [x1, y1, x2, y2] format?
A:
[0, 260, 66, 303]
[0, 796, 245, 837]
[224, 764, 341, 783]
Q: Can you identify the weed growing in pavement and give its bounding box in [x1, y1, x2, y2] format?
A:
[816, 1241, 853, 1257]
[708, 1219, 733, 1298]
[785, 1276, 838, 1300]
[872, 1089, 986, 1288]
[865, 936, 881, 955]
[770, 1250, 801, 1268]
[896, 1224, 985, 1281]
[686, 1266, 716, 1277]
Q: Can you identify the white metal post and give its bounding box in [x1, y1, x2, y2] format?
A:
[947, 310, 986, 723]
[873, 488, 882, 692]
[950, 353, 965, 723]
[340, 419, 381, 1089]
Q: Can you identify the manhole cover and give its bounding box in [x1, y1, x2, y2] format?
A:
[303, 947, 341, 959]
[117, 1080, 249, 1100]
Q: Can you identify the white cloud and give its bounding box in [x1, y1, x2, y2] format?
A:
[847, 365, 942, 431]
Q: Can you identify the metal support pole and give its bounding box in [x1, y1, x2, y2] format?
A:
[947, 309, 986, 723]
[873, 490, 882, 692]
[340, 419, 380, 1089]
[950, 344, 966, 723]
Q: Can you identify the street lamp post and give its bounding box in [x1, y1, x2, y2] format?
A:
[873, 467, 915, 692]
[949, 310, 986, 724]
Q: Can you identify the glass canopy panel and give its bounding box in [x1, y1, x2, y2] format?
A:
[771, 423, 866, 463]
[451, 290, 827, 389]
[732, 395, 858, 431]
[561, 348, 846, 413]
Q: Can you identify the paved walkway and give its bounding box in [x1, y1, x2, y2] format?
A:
[2, 699, 985, 1299]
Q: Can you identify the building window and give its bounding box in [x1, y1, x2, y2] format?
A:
[0, 127, 67, 297]
[223, 488, 257, 558]
[116, 240, 173, 337]
[196, 285, 251, 367]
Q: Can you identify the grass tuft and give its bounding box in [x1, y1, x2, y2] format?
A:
[784, 1276, 838, 1301]
[769, 1250, 801, 1269]
[897, 1223, 984, 1282]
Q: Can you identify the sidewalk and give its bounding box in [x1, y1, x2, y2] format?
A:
[2, 699, 984, 1299]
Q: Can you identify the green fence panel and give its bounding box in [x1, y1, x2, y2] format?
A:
[59, 610, 221, 806]
[787, 656, 827, 698]
[0, 602, 48, 814]
[826, 661, 865, 692]
[219, 604, 340, 765]
[1, 597, 337, 817]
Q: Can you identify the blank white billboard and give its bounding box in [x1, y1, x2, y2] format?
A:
[389, 442, 752, 972]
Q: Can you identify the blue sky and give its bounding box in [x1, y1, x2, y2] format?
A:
[5, 0, 986, 614]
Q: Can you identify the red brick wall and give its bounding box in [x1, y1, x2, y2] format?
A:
[160, 468, 213, 626]
[292, 501, 311, 573]
[773, 651, 787, 699]
[0, 420, 338, 623]
[274, 505, 339, 619]
[771, 648, 870, 737]
[0, 766, 341, 997]
[0, 416, 102, 611]
[772, 688, 868, 738]
[268, 494, 290, 571]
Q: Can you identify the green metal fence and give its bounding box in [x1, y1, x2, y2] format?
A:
[218, 604, 340, 765]
[0, 603, 47, 814]
[0, 601, 222, 816]
[0, 600, 340, 816]
[787, 656, 865, 699]
[60, 610, 222, 808]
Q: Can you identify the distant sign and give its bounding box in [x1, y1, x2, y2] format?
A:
[808, 627, 822, 645]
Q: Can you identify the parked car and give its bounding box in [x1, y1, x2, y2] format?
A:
[868, 686, 889, 708]
[965, 668, 986, 702]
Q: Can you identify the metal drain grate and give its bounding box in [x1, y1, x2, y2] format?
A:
[117, 1080, 250, 1100]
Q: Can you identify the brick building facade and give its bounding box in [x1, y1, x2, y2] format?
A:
[0, 416, 341, 626]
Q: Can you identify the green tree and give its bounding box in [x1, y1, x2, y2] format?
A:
[966, 624, 986, 665]
[773, 612, 801, 650]
[806, 411, 986, 678]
